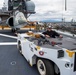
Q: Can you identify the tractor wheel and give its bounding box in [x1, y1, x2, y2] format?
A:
[36, 58, 54, 75]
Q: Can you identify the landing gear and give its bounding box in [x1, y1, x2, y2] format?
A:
[11, 28, 16, 33]
[11, 28, 20, 33]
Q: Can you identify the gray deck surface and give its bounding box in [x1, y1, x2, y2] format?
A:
[0, 30, 39, 75]
[0, 36, 16, 42]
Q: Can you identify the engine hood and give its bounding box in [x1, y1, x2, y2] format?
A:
[46, 36, 76, 50]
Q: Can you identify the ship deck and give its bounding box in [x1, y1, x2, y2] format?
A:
[0, 30, 39, 75]
[0, 30, 76, 75]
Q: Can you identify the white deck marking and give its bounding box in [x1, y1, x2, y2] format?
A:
[0, 33, 17, 39]
[0, 42, 17, 45]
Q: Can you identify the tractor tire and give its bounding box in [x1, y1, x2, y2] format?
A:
[18, 41, 22, 55]
[36, 58, 54, 75]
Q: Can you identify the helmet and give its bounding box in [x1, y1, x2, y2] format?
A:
[47, 26, 52, 29]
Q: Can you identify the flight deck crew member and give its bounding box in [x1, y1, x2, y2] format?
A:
[42, 26, 62, 38]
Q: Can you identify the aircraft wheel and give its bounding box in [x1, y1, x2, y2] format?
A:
[11, 29, 16, 33]
[36, 58, 54, 75]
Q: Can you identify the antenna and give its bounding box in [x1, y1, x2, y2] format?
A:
[65, 0, 67, 11]
[3, 2, 6, 7]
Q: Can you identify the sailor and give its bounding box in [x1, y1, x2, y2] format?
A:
[42, 26, 63, 38]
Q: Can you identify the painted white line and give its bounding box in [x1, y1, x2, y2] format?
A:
[0, 33, 17, 39]
[0, 42, 17, 45]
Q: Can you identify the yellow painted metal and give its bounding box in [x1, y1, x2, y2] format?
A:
[66, 50, 75, 58]
[36, 46, 41, 50]
[0, 25, 36, 29]
[30, 63, 32, 66]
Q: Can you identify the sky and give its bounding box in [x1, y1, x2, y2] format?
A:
[0, 0, 76, 22]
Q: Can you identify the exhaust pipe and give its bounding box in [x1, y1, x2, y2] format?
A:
[6, 11, 27, 28]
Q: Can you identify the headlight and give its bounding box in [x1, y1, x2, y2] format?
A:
[65, 62, 70, 68]
[65, 62, 73, 68]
